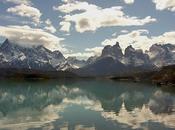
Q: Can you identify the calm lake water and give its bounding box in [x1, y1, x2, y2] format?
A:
[0, 79, 175, 130]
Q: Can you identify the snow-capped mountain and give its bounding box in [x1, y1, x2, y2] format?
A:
[146, 43, 175, 67]
[86, 56, 99, 65]
[67, 56, 86, 69]
[0, 39, 67, 71]
[0, 39, 174, 77]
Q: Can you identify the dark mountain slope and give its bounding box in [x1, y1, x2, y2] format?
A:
[75, 56, 126, 77]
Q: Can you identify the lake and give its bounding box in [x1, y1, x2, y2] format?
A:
[0, 79, 175, 130]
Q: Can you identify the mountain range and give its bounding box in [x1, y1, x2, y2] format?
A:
[0, 39, 175, 77]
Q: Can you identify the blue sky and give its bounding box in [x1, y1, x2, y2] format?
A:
[0, 0, 175, 59]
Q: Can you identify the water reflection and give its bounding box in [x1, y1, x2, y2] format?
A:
[0, 79, 174, 130]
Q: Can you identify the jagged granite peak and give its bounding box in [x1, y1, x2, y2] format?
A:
[101, 42, 123, 59]
[52, 50, 65, 61]
[149, 43, 175, 56]
[147, 43, 175, 67]
[0, 39, 20, 52]
[125, 45, 135, 57]
[163, 43, 175, 50]
[53, 50, 64, 56]
[0, 39, 68, 71]
[125, 45, 145, 58]
[124, 45, 150, 66]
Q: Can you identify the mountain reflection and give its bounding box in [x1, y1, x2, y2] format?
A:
[0, 79, 174, 130]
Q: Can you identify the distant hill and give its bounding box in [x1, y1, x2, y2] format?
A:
[152, 65, 175, 86]
[0, 68, 78, 79]
[111, 65, 175, 86]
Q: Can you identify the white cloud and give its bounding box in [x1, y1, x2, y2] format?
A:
[64, 52, 94, 59]
[7, 4, 42, 24]
[3, 0, 32, 5]
[121, 30, 129, 33]
[55, 1, 156, 33]
[44, 26, 56, 33]
[60, 21, 71, 32]
[0, 25, 66, 52]
[152, 31, 175, 44]
[85, 47, 103, 56]
[123, 0, 135, 4]
[54, 1, 98, 13]
[112, 30, 129, 37]
[152, 0, 175, 12]
[101, 29, 175, 52]
[112, 32, 118, 37]
[44, 19, 56, 33]
[65, 46, 103, 59]
[45, 19, 52, 25]
[61, 0, 72, 3]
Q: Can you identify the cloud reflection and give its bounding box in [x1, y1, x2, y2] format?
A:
[102, 90, 175, 129]
[0, 83, 175, 130]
